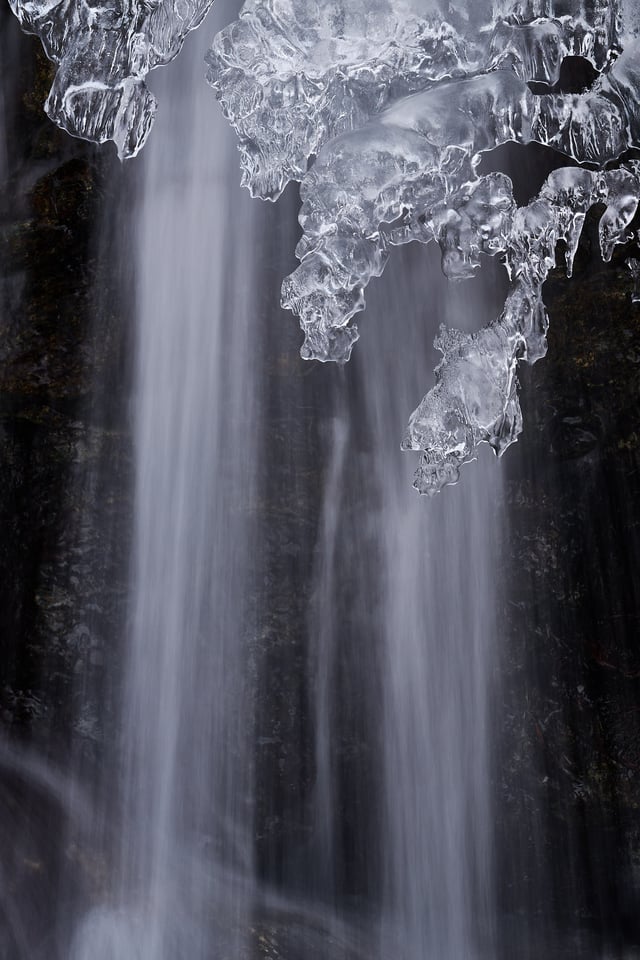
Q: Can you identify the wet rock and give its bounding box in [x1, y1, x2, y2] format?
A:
[497, 208, 640, 947]
[0, 9, 132, 752]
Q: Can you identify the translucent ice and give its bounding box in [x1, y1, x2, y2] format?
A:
[9, 0, 216, 157]
[403, 166, 640, 495]
[208, 0, 640, 492]
[11, 0, 640, 490]
[207, 0, 623, 198]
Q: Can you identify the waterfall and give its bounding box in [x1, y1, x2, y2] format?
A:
[68, 13, 504, 953]
[378, 459, 499, 960]
[70, 7, 263, 956]
[369, 250, 502, 960]
[6, 0, 640, 957]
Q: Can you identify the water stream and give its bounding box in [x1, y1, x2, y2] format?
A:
[70, 10, 262, 956]
[321, 241, 504, 960]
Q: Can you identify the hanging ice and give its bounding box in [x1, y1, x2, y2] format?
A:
[208, 0, 640, 493]
[10, 0, 640, 491]
[8, 0, 216, 157]
[206, 0, 622, 200]
[402, 165, 640, 493]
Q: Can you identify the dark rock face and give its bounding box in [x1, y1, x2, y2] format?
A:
[0, 9, 133, 752]
[497, 208, 640, 954]
[0, 18, 135, 951]
[0, 16, 136, 953]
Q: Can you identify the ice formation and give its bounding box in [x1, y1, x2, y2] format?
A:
[8, 0, 216, 157]
[208, 0, 640, 493]
[11, 0, 640, 491]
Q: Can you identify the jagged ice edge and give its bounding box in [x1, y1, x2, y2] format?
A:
[8, 0, 217, 158]
[402, 165, 640, 495]
[207, 0, 640, 493]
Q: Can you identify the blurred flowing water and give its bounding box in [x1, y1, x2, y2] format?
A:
[69, 10, 263, 957]
[5, 6, 640, 955]
[305, 240, 504, 960]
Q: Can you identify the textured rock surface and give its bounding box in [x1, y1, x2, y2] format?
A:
[496, 209, 640, 952]
[0, 11, 132, 748]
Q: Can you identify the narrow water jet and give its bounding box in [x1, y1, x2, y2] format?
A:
[378, 455, 499, 960]
[308, 415, 350, 903]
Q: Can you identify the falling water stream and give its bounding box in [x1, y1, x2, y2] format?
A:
[71, 10, 262, 956]
[316, 239, 504, 960]
[5, 3, 640, 956]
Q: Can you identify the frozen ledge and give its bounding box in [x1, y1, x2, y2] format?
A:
[402, 165, 640, 494]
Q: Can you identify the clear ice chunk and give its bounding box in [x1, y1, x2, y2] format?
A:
[207, 0, 622, 198]
[206, 0, 484, 199]
[9, 0, 216, 157]
[404, 165, 640, 494]
[208, 0, 640, 492]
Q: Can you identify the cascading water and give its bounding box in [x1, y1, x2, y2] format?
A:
[370, 247, 506, 960]
[70, 11, 263, 957]
[377, 433, 499, 960]
[303, 240, 503, 959]
[0, 7, 505, 954]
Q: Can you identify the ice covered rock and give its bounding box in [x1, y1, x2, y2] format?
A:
[207, 0, 622, 198]
[13, 0, 640, 492]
